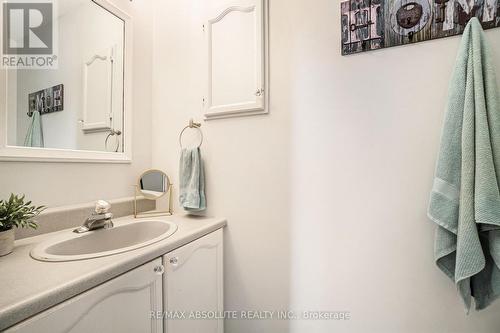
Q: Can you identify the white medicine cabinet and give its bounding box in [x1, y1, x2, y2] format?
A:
[204, 0, 269, 120]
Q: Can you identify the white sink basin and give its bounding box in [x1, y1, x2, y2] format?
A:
[31, 220, 178, 262]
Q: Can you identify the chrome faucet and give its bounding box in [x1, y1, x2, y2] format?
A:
[73, 200, 114, 233]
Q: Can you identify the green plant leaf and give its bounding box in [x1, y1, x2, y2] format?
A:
[0, 194, 45, 231]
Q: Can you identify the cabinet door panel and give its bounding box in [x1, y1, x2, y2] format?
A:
[205, 0, 268, 119]
[82, 47, 114, 133]
[7, 259, 163, 333]
[164, 230, 223, 333]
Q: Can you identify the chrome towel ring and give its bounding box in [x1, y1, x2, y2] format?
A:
[179, 119, 203, 149]
[105, 129, 122, 152]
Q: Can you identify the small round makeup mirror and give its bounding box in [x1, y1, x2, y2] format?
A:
[138, 169, 170, 200]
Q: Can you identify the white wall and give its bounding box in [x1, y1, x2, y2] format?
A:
[6, 72, 16, 144]
[153, 0, 500, 332]
[0, 0, 153, 207]
[288, 0, 500, 332]
[152, 1, 290, 332]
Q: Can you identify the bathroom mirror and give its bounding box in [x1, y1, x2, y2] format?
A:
[134, 169, 173, 218]
[0, 0, 132, 163]
[138, 170, 170, 200]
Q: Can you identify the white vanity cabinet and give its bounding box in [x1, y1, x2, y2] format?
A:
[6, 229, 224, 333]
[164, 229, 224, 333]
[7, 259, 164, 333]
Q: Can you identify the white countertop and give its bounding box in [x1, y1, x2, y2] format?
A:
[0, 214, 226, 331]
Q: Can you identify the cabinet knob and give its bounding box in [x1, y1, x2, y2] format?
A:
[169, 257, 179, 266]
[154, 265, 165, 275]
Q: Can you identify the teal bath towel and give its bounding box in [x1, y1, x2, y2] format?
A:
[24, 110, 44, 148]
[179, 148, 206, 212]
[428, 18, 500, 311]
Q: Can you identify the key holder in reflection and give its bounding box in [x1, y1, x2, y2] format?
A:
[134, 169, 173, 218]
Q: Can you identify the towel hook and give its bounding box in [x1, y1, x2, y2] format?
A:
[179, 119, 203, 149]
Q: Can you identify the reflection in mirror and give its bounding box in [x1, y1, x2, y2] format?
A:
[139, 170, 170, 200]
[6, 0, 125, 153]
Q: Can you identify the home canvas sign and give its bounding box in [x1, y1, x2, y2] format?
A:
[28, 84, 64, 117]
[341, 0, 500, 55]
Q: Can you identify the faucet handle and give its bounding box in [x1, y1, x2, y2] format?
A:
[95, 200, 111, 214]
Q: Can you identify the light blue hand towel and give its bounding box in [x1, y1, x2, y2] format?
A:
[428, 18, 500, 312]
[179, 148, 206, 212]
[24, 110, 44, 148]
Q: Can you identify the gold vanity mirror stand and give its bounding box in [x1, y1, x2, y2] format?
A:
[134, 169, 173, 218]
